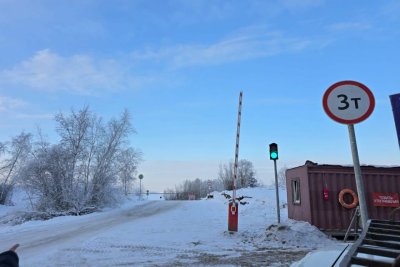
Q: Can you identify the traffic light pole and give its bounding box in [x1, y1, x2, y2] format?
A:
[273, 159, 281, 224]
[269, 143, 280, 224]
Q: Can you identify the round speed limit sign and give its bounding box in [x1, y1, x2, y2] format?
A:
[323, 80, 375, 124]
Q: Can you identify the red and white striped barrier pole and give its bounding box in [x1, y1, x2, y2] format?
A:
[228, 91, 242, 232]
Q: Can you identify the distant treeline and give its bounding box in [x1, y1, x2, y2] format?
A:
[164, 159, 258, 200]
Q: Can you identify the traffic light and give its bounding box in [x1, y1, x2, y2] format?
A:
[269, 143, 278, 160]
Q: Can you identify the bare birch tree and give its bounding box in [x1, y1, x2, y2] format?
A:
[116, 148, 142, 195]
[0, 132, 32, 204]
[164, 178, 221, 200]
[218, 159, 257, 190]
[21, 107, 141, 214]
[278, 166, 287, 189]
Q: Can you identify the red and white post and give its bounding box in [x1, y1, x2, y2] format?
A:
[228, 91, 243, 232]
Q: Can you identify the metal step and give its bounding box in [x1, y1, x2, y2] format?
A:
[339, 219, 400, 267]
[369, 226, 400, 236]
[351, 256, 393, 267]
[357, 245, 400, 258]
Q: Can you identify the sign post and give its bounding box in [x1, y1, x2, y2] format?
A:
[323, 80, 375, 228]
[138, 174, 144, 201]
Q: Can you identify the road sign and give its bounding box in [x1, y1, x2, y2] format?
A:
[322, 80, 375, 229]
[323, 80, 375, 124]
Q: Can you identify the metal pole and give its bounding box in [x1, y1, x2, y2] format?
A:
[348, 124, 368, 227]
[139, 179, 142, 201]
[138, 174, 144, 201]
[273, 159, 281, 224]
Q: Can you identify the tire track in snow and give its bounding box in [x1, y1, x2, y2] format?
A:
[0, 201, 182, 263]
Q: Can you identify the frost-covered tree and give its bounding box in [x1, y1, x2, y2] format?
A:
[88, 110, 132, 205]
[278, 166, 287, 189]
[219, 162, 234, 190]
[164, 178, 222, 200]
[237, 160, 257, 188]
[21, 107, 141, 214]
[116, 148, 142, 195]
[0, 132, 32, 204]
[218, 159, 257, 190]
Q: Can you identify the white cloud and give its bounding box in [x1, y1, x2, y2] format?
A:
[0, 95, 52, 123]
[14, 112, 53, 120]
[0, 28, 320, 95]
[132, 29, 314, 68]
[328, 22, 371, 32]
[0, 96, 27, 112]
[256, 97, 306, 105]
[0, 49, 141, 95]
[171, 0, 236, 22]
[380, 1, 400, 21]
[281, 0, 324, 10]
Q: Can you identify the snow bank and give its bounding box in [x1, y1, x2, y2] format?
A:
[263, 220, 337, 248]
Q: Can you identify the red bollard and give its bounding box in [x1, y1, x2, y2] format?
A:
[228, 202, 238, 232]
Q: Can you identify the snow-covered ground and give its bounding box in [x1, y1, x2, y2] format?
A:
[0, 187, 340, 266]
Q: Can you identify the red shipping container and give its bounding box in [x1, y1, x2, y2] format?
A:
[286, 162, 400, 234]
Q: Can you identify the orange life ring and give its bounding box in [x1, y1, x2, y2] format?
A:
[338, 189, 359, 209]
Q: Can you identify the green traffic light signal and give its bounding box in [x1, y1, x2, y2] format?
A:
[269, 143, 278, 160]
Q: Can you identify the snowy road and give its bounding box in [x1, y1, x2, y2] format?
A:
[1, 201, 183, 266]
[1, 188, 337, 266]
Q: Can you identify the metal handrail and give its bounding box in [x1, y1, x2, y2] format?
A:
[344, 206, 360, 242]
[389, 207, 400, 221]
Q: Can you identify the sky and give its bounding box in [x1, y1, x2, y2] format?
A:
[0, 0, 399, 191]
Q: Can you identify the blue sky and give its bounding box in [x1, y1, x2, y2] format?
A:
[1, 0, 399, 191]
